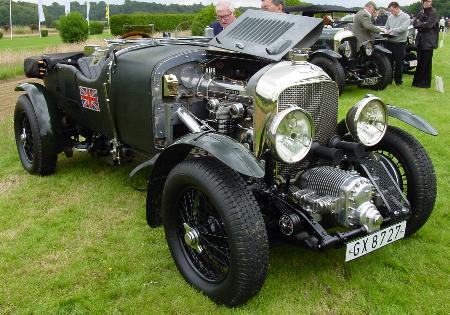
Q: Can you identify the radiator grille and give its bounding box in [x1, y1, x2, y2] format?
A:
[227, 17, 294, 46]
[277, 79, 339, 179]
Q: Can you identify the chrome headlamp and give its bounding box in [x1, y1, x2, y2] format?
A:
[346, 95, 388, 146]
[339, 41, 352, 58]
[267, 107, 314, 164]
[407, 34, 415, 45]
[361, 41, 374, 56]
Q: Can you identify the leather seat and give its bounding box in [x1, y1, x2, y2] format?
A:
[78, 57, 107, 80]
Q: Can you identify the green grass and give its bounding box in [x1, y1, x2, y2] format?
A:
[0, 33, 112, 81]
[0, 35, 449, 314]
[0, 33, 110, 51]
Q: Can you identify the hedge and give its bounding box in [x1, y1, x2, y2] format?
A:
[89, 21, 104, 35]
[0, 31, 3, 39]
[110, 13, 195, 36]
[40, 29, 48, 37]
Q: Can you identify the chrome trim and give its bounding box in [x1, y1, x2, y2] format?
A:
[251, 61, 332, 157]
[266, 107, 315, 164]
[346, 95, 388, 146]
[176, 106, 202, 133]
[333, 29, 354, 51]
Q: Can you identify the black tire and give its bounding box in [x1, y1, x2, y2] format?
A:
[371, 126, 436, 236]
[162, 157, 269, 306]
[403, 50, 417, 74]
[13, 95, 57, 175]
[310, 56, 346, 95]
[358, 51, 393, 90]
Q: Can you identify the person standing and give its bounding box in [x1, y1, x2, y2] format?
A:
[375, 9, 388, 26]
[412, 0, 439, 88]
[209, 1, 236, 36]
[384, 2, 411, 85]
[353, 2, 382, 47]
[260, 0, 285, 13]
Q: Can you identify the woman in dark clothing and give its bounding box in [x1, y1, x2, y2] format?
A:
[412, 0, 439, 88]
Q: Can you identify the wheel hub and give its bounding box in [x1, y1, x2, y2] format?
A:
[20, 128, 27, 145]
[183, 223, 203, 253]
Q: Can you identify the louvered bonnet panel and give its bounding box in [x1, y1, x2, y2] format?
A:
[209, 10, 323, 61]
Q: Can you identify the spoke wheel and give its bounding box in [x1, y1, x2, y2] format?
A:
[359, 51, 392, 90]
[178, 188, 230, 282]
[162, 157, 268, 306]
[20, 114, 34, 163]
[371, 126, 436, 236]
[14, 94, 57, 175]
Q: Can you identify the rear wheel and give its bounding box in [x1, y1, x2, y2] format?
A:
[310, 55, 346, 95]
[14, 95, 57, 175]
[371, 127, 436, 236]
[162, 157, 269, 306]
[358, 51, 393, 90]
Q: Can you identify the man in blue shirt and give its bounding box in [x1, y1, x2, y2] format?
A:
[210, 1, 236, 36]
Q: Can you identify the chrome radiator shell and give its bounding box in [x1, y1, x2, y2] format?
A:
[251, 61, 339, 165]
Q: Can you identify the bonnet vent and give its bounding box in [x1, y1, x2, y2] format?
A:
[208, 9, 323, 61]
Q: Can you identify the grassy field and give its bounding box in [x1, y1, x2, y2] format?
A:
[0, 33, 111, 80]
[0, 36, 449, 314]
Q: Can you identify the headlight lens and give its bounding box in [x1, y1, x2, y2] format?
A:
[340, 41, 352, 58]
[346, 96, 388, 146]
[362, 41, 374, 56]
[267, 107, 314, 164]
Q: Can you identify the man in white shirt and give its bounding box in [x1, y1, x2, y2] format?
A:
[384, 1, 411, 85]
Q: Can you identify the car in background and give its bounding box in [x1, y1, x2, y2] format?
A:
[287, 5, 394, 92]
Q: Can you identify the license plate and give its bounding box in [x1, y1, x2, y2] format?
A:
[345, 221, 406, 262]
[361, 77, 379, 86]
[409, 60, 417, 67]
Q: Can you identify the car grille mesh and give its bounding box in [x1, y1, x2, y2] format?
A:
[227, 17, 294, 46]
[277, 79, 339, 179]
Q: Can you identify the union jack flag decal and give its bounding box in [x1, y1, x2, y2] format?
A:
[79, 86, 100, 112]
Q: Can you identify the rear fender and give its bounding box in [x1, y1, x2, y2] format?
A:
[15, 82, 64, 154]
[146, 132, 265, 227]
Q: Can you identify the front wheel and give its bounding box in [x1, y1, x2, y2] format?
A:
[371, 127, 436, 236]
[14, 95, 57, 175]
[162, 157, 269, 306]
[358, 51, 393, 90]
[310, 55, 346, 95]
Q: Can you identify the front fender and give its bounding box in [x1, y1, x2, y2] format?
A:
[146, 132, 265, 227]
[151, 132, 265, 180]
[337, 106, 438, 137]
[387, 105, 438, 136]
[310, 49, 342, 60]
[15, 82, 64, 154]
[374, 45, 392, 55]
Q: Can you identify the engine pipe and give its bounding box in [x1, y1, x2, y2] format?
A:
[176, 107, 202, 133]
[329, 136, 367, 158]
[311, 142, 344, 165]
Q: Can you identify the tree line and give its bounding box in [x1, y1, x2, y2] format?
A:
[0, 0, 447, 30]
[0, 0, 205, 28]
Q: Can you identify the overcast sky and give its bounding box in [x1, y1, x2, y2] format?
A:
[26, 0, 420, 8]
